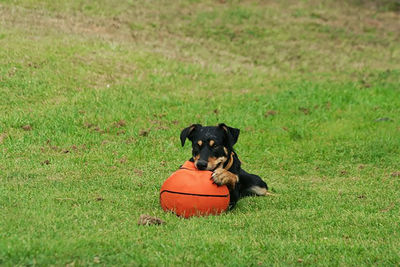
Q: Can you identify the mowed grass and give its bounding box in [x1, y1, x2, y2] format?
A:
[1, 0, 400, 265]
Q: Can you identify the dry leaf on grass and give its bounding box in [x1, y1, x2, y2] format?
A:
[138, 214, 165, 226]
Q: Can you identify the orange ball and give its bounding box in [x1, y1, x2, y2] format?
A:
[160, 161, 230, 218]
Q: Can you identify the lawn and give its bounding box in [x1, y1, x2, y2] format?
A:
[1, 0, 400, 265]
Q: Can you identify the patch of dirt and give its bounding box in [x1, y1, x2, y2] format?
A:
[380, 202, 395, 212]
[133, 169, 143, 176]
[84, 122, 95, 128]
[84, 122, 107, 134]
[41, 160, 50, 165]
[49, 146, 61, 152]
[245, 126, 255, 131]
[391, 171, 400, 177]
[2, 1, 400, 81]
[119, 157, 127, 164]
[325, 102, 332, 109]
[125, 137, 135, 144]
[264, 110, 277, 117]
[113, 120, 126, 128]
[155, 126, 169, 130]
[299, 107, 310, 115]
[153, 113, 167, 119]
[139, 129, 150, 137]
[55, 197, 76, 201]
[93, 126, 105, 134]
[0, 133, 7, 144]
[21, 125, 32, 131]
[117, 130, 126, 135]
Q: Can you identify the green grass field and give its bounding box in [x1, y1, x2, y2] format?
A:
[1, 0, 400, 265]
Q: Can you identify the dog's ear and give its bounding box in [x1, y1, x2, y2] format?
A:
[180, 124, 202, 147]
[218, 123, 240, 147]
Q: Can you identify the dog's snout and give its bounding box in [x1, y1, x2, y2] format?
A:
[196, 160, 208, 170]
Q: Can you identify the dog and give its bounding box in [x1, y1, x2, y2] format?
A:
[180, 123, 269, 209]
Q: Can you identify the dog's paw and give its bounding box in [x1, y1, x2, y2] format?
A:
[212, 168, 238, 188]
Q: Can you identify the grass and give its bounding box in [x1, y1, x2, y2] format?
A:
[1, 0, 400, 265]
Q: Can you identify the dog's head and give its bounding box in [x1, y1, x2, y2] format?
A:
[180, 123, 240, 171]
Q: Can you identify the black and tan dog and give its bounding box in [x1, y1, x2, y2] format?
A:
[180, 123, 269, 209]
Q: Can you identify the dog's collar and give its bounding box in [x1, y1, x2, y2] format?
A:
[224, 152, 234, 170]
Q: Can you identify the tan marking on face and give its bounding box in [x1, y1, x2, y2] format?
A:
[206, 156, 227, 171]
[197, 140, 203, 146]
[193, 154, 201, 169]
[209, 140, 215, 147]
[223, 147, 228, 155]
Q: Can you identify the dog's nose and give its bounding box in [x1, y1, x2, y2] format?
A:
[196, 160, 208, 170]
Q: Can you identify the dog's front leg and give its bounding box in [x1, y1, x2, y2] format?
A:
[212, 169, 239, 189]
